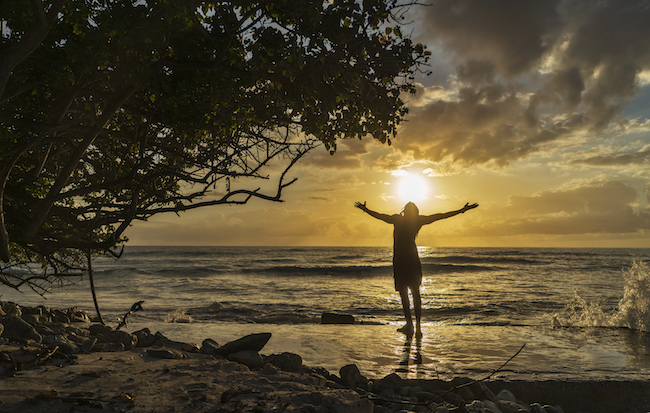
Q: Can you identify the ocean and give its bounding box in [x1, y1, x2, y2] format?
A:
[2, 246, 650, 382]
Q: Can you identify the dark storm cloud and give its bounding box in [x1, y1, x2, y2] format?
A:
[403, 0, 650, 167]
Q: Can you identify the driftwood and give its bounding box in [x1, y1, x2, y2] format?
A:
[115, 301, 145, 330]
[362, 343, 527, 412]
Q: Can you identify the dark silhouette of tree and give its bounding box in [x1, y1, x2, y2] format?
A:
[0, 0, 430, 294]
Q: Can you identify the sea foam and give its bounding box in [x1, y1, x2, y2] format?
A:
[553, 258, 650, 331]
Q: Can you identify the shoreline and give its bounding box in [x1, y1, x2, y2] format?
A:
[2, 302, 650, 412]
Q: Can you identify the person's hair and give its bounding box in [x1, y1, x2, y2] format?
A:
[401, 202, 422, 236]
[402, 202, 419, 216]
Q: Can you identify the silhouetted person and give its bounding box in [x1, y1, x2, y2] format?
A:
[355, 201, 478, 336]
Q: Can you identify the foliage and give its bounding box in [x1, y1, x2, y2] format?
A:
[0, 0, 430, 292]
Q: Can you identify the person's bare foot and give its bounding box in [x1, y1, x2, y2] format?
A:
[397, 324, 414, 336]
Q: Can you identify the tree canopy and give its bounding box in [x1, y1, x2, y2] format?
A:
[0, 0, 429, 293]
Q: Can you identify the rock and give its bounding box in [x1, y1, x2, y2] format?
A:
[34, 324, 55, 336]
[443, 391, 464, 406]
[80, 337, 97, 353]
[529, 404, 547, 413]
[483, 399, 504, 413]
[466, 400, 487, 413]
[0, 316, 42, 343]
[70, 310, 91, 323]
[288, 390, 374, 413]
[179, 342, 199, 352]
[497, 400, 523, 413]
[321, 312, 355, 324]
[89, 323, 113, 336]
[541, 406, 564, 413]
[201, 338, 221, 356]
[147, 348, 184, 359]
[264, 352, 303, 372]
[373, 373, 403, 394]
[339, 364, 368, 388]
[211, 332, 272, 356]
[43, 335, 79, 355]
[52, 309, 70, 323]
[65, 325, 89, 336]
[95, 342, 124, 352]
[415, 391, 437, 402]
[0, 322, 3, 337]
[134, 328, 157, 347]
[1, 302, 22, 317]
[494, 389, 517, 404]
[473, 382, 496, 400]
[227, 350, 264, 368]
[98, 330, 137, 350]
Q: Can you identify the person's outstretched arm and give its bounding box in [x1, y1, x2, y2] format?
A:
[420, 203, 478, 225]
[355, 202, 396, 224]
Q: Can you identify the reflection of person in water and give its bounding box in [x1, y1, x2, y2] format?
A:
[355, 201, 478, 336]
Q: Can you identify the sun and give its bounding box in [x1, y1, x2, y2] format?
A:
[397, 173, 428, 203]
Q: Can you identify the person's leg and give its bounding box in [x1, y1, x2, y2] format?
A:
[411, 285, 422, 337]
[398, 288, 414, 335]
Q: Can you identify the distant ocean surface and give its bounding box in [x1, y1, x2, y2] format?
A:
[3, 246, 650, 381]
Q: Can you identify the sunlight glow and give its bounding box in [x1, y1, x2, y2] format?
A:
[397, 173, 428, 203]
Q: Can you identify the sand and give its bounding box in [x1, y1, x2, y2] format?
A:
[0, 344, 373, 413]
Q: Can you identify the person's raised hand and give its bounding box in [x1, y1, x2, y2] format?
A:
[462, 202, 479, 212]
[355, 201, 367, 210]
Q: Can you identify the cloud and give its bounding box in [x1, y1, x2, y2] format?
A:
[419, 0, 564, 78]
[569, 145, 650, 166]
[302, 138, 373, 169]
[404, 0, 650, 167]
[466, 180, 650, 236]
[126, 208, 340, 245]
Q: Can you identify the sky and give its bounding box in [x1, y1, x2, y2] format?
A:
[126, 0, 650, 248]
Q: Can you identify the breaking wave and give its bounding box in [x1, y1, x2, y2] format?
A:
[552, 259, 650, 331]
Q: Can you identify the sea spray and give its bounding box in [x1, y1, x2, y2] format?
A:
[164, 309, 194, 323]
[552, 258, 650, 331]
[613, 259, 650, 331]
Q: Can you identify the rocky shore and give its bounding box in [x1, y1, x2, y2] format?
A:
[1, 301, 649, 413]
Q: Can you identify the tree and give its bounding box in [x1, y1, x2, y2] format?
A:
[0, 0, 430, 294]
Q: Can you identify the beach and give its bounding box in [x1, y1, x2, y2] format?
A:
[2, 247, 650, 411]
[2, 302, 650, 413]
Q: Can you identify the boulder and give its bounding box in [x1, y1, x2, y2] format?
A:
[133, 328, 157, 347]
[373, 373, 403, 394]
[482, 399, 503, 413]
[228, 350, 264, 368]
[80, 337, 97, 353]
[201, 338, 221, 356]
[89, 323, 113, 336]
[211, 333, 272, 356]
[0, 316, 42, 343]
[530, 404, 547, 413]
[321, 312, 354, 324]
[96, 330, 137, 350]
[70, 310, 91, 323]
[263, 352, 303, 372]
[339, 364, 368, 388]
[1, 302, 22, 317]
[494, 389, 517, 404]
[497, 400, 522, 413]
[43, 334, 79, 355]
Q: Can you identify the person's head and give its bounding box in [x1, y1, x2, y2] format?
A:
[402, 202, 419, 218]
